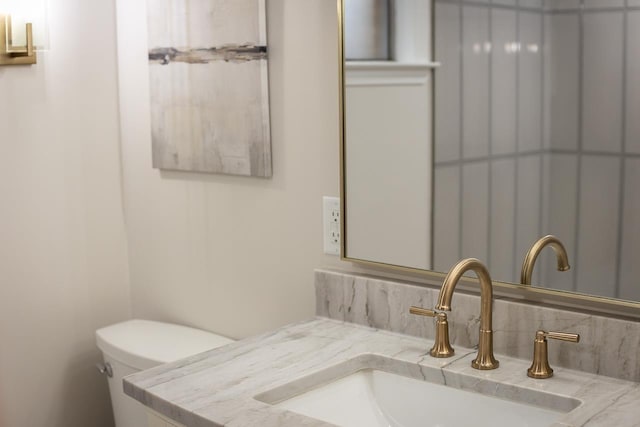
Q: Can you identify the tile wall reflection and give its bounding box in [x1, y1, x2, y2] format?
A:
[434, 0, 640, 300]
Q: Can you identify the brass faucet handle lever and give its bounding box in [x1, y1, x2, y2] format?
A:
[409, 306, 437, 317]
[409, 306, 455, 358]
[545, 331, 580, 343]
[527, 329, 580, 379]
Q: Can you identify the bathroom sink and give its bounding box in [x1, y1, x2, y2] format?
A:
[256, 356, 580, 427]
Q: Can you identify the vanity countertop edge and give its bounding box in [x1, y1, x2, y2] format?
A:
[123, 317, 640, 427]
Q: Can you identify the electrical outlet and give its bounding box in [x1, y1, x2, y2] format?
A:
[323, 196, 341, 255]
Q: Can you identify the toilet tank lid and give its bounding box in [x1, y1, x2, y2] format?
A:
[96, 319, 235, 371]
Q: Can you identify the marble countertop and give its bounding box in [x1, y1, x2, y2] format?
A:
[124, 318, 639, 427]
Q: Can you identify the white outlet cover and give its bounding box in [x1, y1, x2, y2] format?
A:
[323, 196, 341, 256]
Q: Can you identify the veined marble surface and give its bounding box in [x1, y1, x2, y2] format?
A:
[125, 268, 640, 426]
[316, 269, 640, 382]
[124, 318, 639, 427]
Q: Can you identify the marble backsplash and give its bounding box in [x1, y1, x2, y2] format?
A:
[315, 269, 640, 382]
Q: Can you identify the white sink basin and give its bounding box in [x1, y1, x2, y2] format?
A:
[257, 356, 580, 427]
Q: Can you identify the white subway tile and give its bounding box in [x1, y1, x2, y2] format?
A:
[493, 0, 517, 6]
[491, 9, 517, 156]
[433, 165, 461, 273]
[544, 14, 580, 150]
[540, 154, 578, 291]
[576, 155, 621, 298]
[626, 12, 640, 154]
[519, 0, 543, 9]
[519, 11, 543, 153]
[516, 155, 543, 284]
[583, 0, 625, 8]
[619, 158, 640, 301]
[490, 159, 516, 282]
[462, 162, 490, 262]
[463, 6, 490, 159]
[582, 12, 624, 153]
[544, 0, 580, 11]
[435, 2, 462, 163]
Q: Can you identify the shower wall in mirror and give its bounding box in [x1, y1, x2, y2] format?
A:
[433, 0, 640, 300]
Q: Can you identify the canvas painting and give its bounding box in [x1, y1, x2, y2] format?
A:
[147, 0, 272, 177]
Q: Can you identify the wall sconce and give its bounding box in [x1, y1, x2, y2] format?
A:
[0, 0, 49, 66]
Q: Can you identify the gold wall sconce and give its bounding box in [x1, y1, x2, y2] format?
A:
[0, 0, 49, 66]
[0, 14, 37, 65]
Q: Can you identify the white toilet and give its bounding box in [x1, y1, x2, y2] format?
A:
[96, 319, 234, 427]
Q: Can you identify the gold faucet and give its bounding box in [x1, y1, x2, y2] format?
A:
[436, 258, 499, 370]
[520, 235, 570, 285]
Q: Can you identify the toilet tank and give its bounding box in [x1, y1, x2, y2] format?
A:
[96, 320, 234, 427]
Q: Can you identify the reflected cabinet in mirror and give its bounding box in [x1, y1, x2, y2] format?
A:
[340, 0, 640, 311]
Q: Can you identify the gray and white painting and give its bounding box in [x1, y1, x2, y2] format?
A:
[147, 0, 271, 177]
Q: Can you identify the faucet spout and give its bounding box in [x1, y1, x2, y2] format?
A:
[436, 258, 499, 370]
[520, 235, 570, 285]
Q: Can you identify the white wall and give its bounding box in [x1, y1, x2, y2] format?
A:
[116, 0, 351, 339]
[0, 0, 131, 426]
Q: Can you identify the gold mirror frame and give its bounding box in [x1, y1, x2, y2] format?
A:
[337, 0, 640, 320]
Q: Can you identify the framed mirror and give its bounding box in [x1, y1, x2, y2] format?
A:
[339, 0, 640, 316]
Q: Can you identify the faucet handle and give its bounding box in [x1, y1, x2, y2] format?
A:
[527, 330, 580, 379]
[409, 306, 437, 317]
[410, 306, 455, 358]
[546, 331, 580, 343]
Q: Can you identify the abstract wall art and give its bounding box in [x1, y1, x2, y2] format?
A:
[147, 0, 272, 177]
